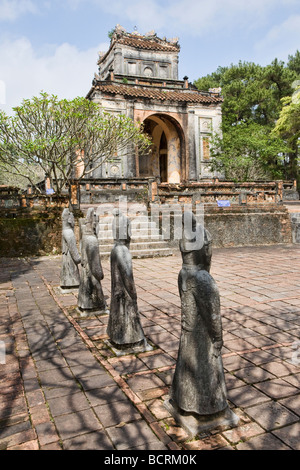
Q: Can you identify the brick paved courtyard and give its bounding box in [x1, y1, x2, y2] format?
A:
[0, 244, 299, 450]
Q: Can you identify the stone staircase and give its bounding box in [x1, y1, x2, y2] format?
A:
[97, 214, 173, 259]
[80, 204, 173, 259]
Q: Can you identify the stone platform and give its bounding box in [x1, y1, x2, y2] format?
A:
[0, 245, 299, 450]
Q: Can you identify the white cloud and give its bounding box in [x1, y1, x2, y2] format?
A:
[0, 0, 37, 21]
[65, 0, 167, 31]
[122, 0, 167, 31]
[164, 0, 300, 36]
[64, 0, 300, 36]
[0, 37, 109, 113]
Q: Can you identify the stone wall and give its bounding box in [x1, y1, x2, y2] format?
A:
[75, 178, 298, 206]
[0, 207, 81, 258]
[0, 186, 21, 209]
[203, 204, 292, 248]
[157, 180, 298, 205]
[156, 203, 292, 249]
[79, 178, 153, 205]
[0, 201, 294, 259]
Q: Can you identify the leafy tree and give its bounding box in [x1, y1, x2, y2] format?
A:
[195, 58, 298, 180]
[272, 86, 300, 179]
[287, 50, 300, 76]
[210, 122, 290, 181]
[0, 92, 151, 195]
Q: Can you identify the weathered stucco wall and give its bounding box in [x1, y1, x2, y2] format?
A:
[159, 204, 292, 249]
[204, 205, 292, 248]
[0, 208, 82, 258]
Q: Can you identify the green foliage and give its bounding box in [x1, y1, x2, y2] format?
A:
[194, 56, 300, 181]
[273, 87, 300, 139]
[210, 123, 290, 181]
[272, 86, 300, 179]
[0, 92, 151, 194]
[108, 28, 115, 40]
[287, 50, 300, 75]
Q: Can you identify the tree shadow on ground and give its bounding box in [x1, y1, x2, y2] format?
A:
[0, 254, 166, 449]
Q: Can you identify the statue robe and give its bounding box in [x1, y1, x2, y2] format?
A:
[107, 243, 145, 347]
[170, 265, 228, 416]
[60, 227, 81, 288]
[77, 233, 106, 312]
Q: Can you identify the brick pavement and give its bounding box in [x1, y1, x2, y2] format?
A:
[0, 244, 299, 450]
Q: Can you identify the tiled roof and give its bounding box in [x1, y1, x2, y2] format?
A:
[92, 82, 223, 105]
[117, 35, 180, 52]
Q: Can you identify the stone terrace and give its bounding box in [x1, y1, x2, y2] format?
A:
[0, 245, 299, 450]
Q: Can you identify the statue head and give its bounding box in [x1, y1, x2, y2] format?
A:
[85, 208, 98, 236]
[62, 208, 75, 229]
[180, 211, 212, 271]
[180, 211, 204, 252]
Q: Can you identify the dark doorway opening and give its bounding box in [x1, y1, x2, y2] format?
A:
[159, 132, 168, 182]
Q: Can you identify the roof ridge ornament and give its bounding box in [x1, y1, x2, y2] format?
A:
[168, 37, 179, 45]
[145, 30, 156, 37]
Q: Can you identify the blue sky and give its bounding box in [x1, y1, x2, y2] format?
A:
[0, 0, 300, 113]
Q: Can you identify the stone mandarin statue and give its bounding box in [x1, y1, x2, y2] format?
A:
[165, 211, 239, 435]
[60, 208, 81, 291]
[77, 208, 108, 315]
[107, 210, 151, 353]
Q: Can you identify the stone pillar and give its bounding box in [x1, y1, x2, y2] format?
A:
[75, 150, 85, 179]
[188, 110, 197, 181]
[45, 177, 51, 192]
[126, 101, 136, 177]
[20, 195, 27, 208]
[277, 180, 283, 202]
[173, 55, 179, 80]
[114, 47, 123, 74]
[70, 183, 80, 209]
[168, 133, 181, 184]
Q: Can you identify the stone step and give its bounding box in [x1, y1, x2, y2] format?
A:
[100, 240, 172, 251]
[284, 203, 300, 213]
[81, 206, 173, 258]
[99, 222, 158, 231]
[99, 235, 162, 244]
[98, 230, 161, 239]
[100, 247, 173, 259]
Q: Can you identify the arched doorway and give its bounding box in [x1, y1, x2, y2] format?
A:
[139, 114, 185, 183]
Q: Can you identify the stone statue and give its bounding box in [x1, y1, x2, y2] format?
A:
[107, 210, 151, 354]
[165, 211, 239, 435]
[60, 208, 81, 291]
[77, 208, 108, 315]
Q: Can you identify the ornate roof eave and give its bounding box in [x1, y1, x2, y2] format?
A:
[86, 81, 223, 106]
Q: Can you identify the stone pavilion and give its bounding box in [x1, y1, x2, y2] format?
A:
[86, 25, 223, 184]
